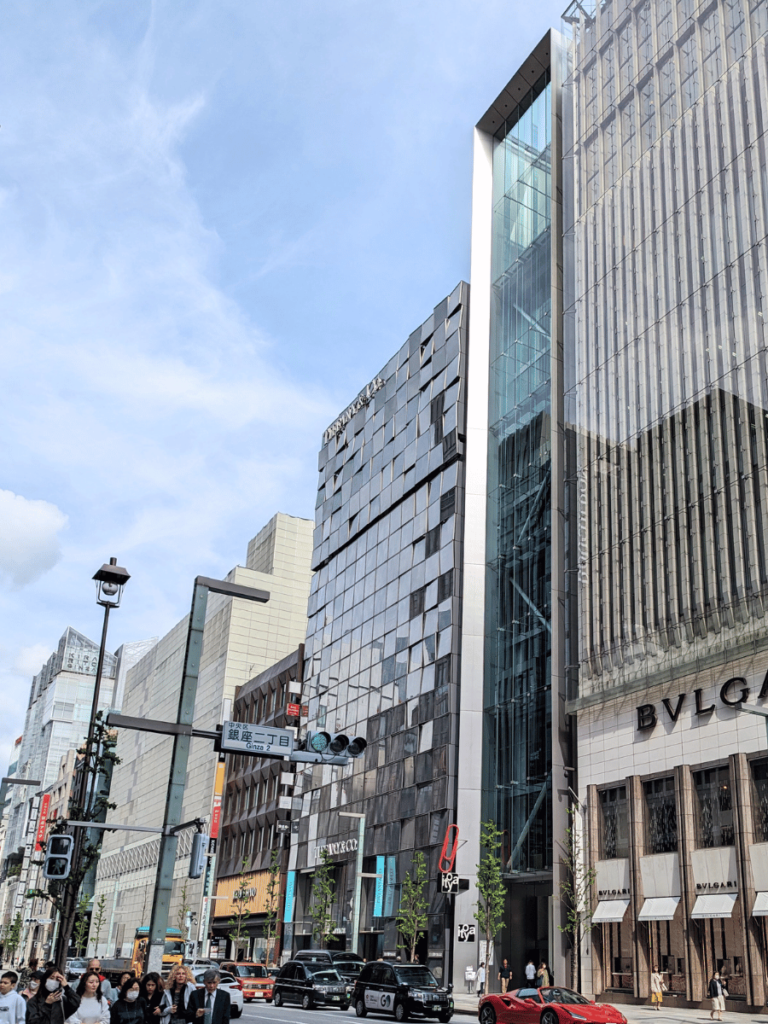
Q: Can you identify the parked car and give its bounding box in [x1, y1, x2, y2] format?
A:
[477, 988, 627, 1024]
[191, 970, 244, 1018]
[353, 962, 453, 1022]
[272, 961, 350, 1011]
[219, 962, 273, 1002]
[295, 951, 364, 965]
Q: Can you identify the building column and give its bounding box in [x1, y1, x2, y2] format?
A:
[730, 752, 763, 1006]
[586, 784, 603, 996]
[676, 764, 703, 1003]
[627, 776, 649, 999]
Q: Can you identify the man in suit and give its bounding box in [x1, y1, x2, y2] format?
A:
[186, 970, 230, 1024]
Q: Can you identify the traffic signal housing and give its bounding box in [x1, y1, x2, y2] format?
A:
[188, 832, 209, 879]
[306, 732, 367, 758]
[43, 834, 73, 880]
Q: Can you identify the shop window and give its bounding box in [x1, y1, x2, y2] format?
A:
[751, 758, 768, 841]
[693, 765, 734, 848]
[643, 776, 678, 853]
[600, 786, 629, 859]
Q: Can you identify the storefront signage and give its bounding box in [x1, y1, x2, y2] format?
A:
[637, 674, 766, 731]
[284, 870, 296, 923]
[314, 838, 358, 861]
[598, 888, 630, 897]
[696, 881, 738, 891]
[35, 795, 51, 852]
[287, 702, 301, 718]
[373, 855, 385, 917]
[323, 376, 385, 444]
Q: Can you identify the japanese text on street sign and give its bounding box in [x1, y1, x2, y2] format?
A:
[221, 720, 294, 757]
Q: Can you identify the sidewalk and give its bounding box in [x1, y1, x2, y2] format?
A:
[451, 993, 768, 1021]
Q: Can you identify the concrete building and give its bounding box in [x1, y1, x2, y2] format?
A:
[289, 284, 468, 980]
[211, 645, 305, 960]
[561, 0, 768, 1010]
[91, 513, 313, 958]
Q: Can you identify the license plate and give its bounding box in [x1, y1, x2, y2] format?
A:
[331, 996, 341, 1002]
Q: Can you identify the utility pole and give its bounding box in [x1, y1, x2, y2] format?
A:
[144, 576, 269, 974]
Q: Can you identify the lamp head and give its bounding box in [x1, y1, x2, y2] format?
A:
[93, 557, 130, 607]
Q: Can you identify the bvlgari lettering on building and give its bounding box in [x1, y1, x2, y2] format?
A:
[637, 674, 767, 731]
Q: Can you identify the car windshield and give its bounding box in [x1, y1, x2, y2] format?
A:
[231, 966, 267, 978]
[307, 969, 342, 983]
[541, 989, 590, 1005]
[69, 961, 88, 969]
[393, 968, 438, 988]
[335, 962, 363, 976]
[164, 942, 184, 955]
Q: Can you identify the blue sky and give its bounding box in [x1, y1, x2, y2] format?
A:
[0, 0, 565, 768]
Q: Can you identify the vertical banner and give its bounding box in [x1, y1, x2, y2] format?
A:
[283, 870, 296, 923]
[373, 856, 385, 918]
[210, 760, 226, 838]
[35, 794, 51, 851]
[383, 855, 397, 917]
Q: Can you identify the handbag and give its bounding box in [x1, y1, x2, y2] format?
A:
[661, 983, 668, 992]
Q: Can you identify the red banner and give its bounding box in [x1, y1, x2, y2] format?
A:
[35, 795, 51, 852]
[287, 703, 301, 718]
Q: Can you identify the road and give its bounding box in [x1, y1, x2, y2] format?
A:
[240, 1003, 356, 1024]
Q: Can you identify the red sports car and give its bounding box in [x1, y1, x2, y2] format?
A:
[478, 987, 627, 1024]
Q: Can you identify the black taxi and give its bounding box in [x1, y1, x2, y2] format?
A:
[353, 962, 453, 1022]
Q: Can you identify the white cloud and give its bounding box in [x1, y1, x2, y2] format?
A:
[0, 490, 68, 588]
[13, 643, 52, 678]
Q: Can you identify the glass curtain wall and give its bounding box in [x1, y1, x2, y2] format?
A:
[485, 73, 553, 873]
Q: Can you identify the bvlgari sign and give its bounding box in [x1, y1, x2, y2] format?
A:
[637, 672, 768, 731]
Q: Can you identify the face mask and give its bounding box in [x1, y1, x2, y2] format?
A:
[46, 981, 60, 993]
[126, 992, 139, 1002]
[29, 983, 39, 991]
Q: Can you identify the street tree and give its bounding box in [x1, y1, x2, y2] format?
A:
[263, 847, 282, 964]
[309, 849, 336, 948]
[177, 882, 193, 944]
[28, 714, 120, 968]
[228, 859, 253, 957]
[4, 913, 22, 962]
[90, 893, 107, 955]
[396, 851, 428, 962]
[72, 894, 91, 956]
[557, 807, 596, 991]
[475, 819, 506, 972]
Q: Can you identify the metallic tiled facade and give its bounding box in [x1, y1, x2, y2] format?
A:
[292, 283, 468, 974]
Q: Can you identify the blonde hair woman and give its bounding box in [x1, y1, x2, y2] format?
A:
[160, 969, 195, 1024]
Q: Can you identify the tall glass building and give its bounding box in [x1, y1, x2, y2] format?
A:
[563, 0, 768, 1008]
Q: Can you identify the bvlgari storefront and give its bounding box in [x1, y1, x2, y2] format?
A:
[575, 662, 768, 1012]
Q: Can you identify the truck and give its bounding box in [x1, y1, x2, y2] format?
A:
[100, 927, 185, 979]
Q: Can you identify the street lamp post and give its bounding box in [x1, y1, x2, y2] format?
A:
[54, 557, 129, 967]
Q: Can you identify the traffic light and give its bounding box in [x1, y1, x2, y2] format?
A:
[188, 832, 209, 879]
[43, 834, 73, 880]
[306, 732, 367, 758]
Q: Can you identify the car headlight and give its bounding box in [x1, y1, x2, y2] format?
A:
[315, 986, 329, 994]
[409, 990, 427, 1000]
[569, 1013, 588, 1020]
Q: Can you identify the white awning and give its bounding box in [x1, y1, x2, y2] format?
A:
[592, 899, 630, 923]
[752, 892, 768, 916]
[691, 893, 737, 919]
[638, 896, 680, 921]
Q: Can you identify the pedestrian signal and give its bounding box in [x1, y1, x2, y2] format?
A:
[188, 832, 209, 879]
[43, 834, 73, 879]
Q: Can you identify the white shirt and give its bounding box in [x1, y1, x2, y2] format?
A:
[0, 990, 26, 1024]
[66, 995, 109, 1024]
[525, 964, 536, 981]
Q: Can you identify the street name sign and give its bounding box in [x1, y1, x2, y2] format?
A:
[220, 721, 294, 757]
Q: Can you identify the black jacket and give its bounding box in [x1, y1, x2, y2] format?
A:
[708, 979, 725, 999]
[185, 989, 230, 1024]
[27, 988, 80, 1024]
[110, 998, 147, 1024]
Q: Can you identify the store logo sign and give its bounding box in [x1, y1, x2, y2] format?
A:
[598, 888, 630, 897]
[637, 674, 766, 732]
[696, 881, 737, 891]
[314, 838, 358, 860]
[323, 377, 384, 444]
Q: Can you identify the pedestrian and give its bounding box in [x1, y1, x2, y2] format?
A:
[20, 973, 43, 1002]
[19, 962, 39, 993]
[535, 963, 551, 988]
[476, 962, 486, 998]
[650, 966, 664, 1011]
[108, 978, 144, 1024]
[68, 971, 109, 1024]
[86, 964, 105, 985]
[0, 971, 27, 1024]
[498, 960, 511, 994]
[161, 968, 195, 1024]
[26, 968, 79, 1024]
[709, 970, 727, 1021]
[185, 970, 229, 1024]
[525, 960, 536, 984]
[139, 975, 165, 1024]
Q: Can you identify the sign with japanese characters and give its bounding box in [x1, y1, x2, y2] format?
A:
[220, 720, 294, 757]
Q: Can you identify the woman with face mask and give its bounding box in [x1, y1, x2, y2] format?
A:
[67, 971, 110, 1024]
[26, 968, 80, 1024]
[109, 979, 145, 1024]
[21, 972, 44, 1001]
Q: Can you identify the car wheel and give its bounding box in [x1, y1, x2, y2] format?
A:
[437, 1014, 452, 1024]
[479, 1006, 496, 1024]
[394, 1001, 409, 1022]
[356, 999, 368, 1017]
[342, 1003, 351, 1012]
[273, 991, 283, 1007]
[302, 994, 314, 1010]
[541, 1011, 559, 1024]
[231, 1008, 242, 1019]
